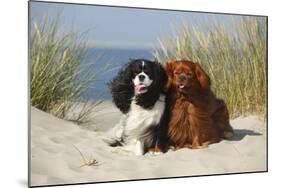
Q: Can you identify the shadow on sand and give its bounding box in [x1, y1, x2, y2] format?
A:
[230, 129, 263, 141]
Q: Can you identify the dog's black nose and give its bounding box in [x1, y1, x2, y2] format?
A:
[179, 74, 187, 81]
[139, 75, 145, 81]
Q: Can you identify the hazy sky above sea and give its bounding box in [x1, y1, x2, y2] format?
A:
[30, 1, 265, 49]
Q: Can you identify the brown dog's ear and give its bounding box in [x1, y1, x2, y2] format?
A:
[163, 62, 175, 91]
[194, 63, 211, 89]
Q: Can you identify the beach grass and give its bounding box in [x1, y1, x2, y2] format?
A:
[30, 16, 109, 124]
[154, 17, 267, 118]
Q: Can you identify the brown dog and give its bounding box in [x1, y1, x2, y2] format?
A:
[164, 60, 234, 149]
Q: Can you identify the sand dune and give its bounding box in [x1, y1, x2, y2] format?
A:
[30, 102, 267, 187]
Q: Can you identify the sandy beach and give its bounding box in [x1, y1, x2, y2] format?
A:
[30, 101, 267, 187]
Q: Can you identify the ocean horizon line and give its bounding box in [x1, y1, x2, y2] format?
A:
[85, 43, 161, 51]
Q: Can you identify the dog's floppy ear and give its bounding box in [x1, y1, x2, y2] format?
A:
[163, 61, 175, 91]
[108, 62, 134, 113]
[155, 61, 168, 92]
[194, 63, 211, 89]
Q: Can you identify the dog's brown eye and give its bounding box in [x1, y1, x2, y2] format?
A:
[187, 73, 193, 78]
[174, 71, 180, 75]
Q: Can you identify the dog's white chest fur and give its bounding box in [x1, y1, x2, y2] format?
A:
[125, 95, 165, 134]
[107, 95, 165, 156]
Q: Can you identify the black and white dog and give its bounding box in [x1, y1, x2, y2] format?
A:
[105, 59, 168, 155]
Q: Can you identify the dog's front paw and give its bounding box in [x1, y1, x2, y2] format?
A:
[147, 147, 163, 156]
[148, 151, 163, 156]
[135, 151, 144, 156]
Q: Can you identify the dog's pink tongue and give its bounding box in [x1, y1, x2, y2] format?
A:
[135, 84, 147, 93]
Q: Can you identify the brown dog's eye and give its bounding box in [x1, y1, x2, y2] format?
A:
[174, 71, 180, 75]
[187, 73, 193, 78]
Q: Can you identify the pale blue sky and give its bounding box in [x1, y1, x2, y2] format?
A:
[30, 1, 264, 49]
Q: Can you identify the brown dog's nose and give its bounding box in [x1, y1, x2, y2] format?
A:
[179, 74, 187, 81]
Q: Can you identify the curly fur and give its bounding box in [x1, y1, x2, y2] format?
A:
[107, 59, 169, 155]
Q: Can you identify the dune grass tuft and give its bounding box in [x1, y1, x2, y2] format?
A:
[30, 16, 108, 124]
[154, 17, 267, 118]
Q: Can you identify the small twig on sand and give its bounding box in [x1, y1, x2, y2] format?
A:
[72, 144, 100, 168]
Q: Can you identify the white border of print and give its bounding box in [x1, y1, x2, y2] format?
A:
[0, 0, 279, 188]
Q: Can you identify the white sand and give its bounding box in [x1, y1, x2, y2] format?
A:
[30, 102, 267, 187]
